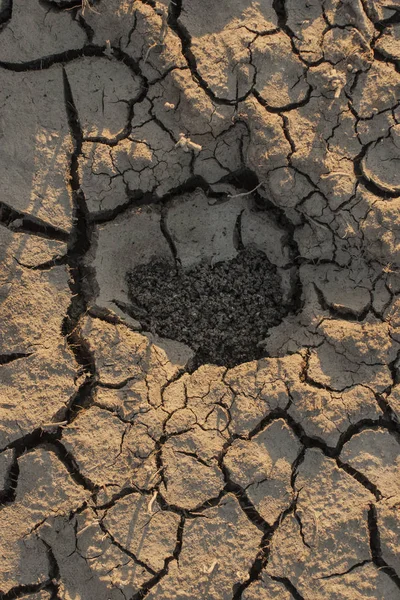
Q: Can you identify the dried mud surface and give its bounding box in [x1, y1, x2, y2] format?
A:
[1, 0, 400, 599]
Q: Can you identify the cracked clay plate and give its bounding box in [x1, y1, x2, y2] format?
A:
[0, 0, 400, 599]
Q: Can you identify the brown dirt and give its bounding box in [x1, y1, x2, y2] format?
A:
[1, 0, 400, 599]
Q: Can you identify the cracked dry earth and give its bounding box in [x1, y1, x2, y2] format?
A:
[2, 1, 400, 600]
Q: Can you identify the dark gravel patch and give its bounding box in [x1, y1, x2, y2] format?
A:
[126, 248, 288, 367]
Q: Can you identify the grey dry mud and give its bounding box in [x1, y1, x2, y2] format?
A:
[1, 0, 400, 599]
